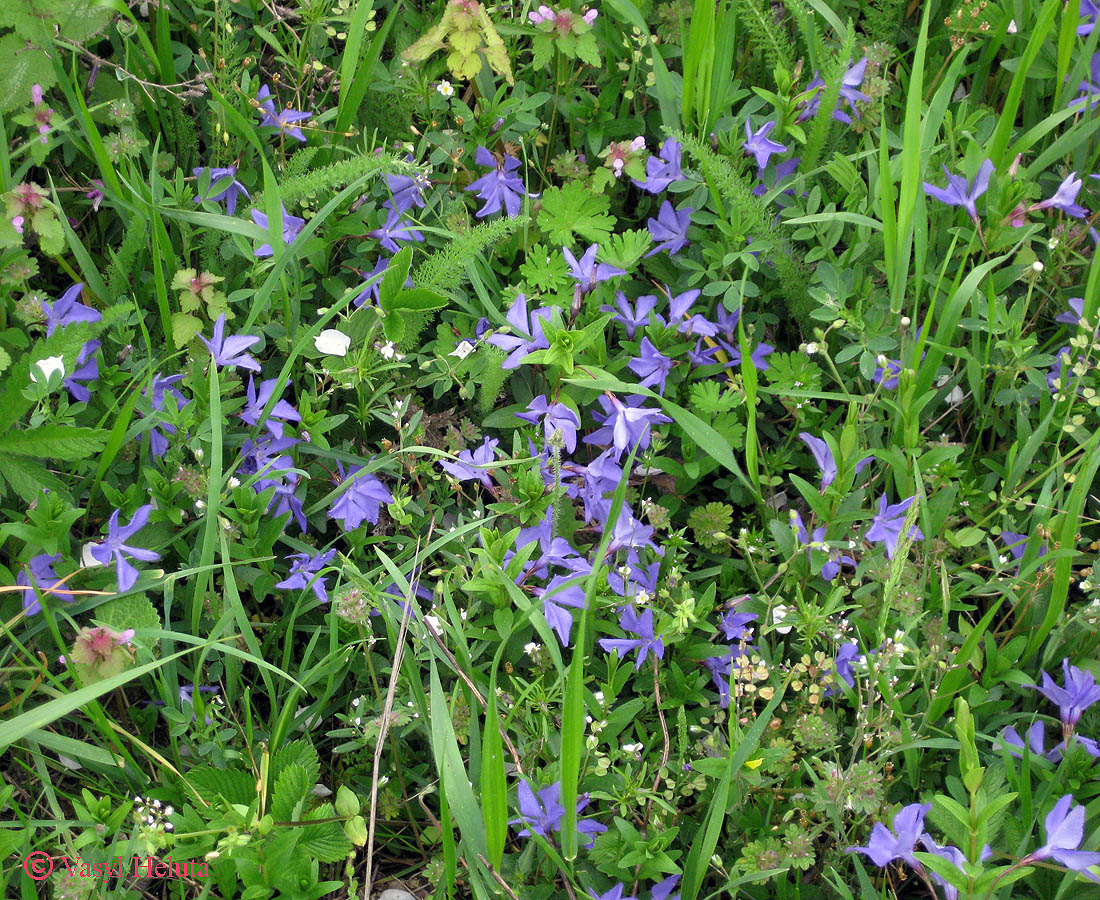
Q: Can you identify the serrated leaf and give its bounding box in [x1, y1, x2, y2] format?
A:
[31, 208, 63, 256]
[536, 182, 615, 245]
[0, 425, 108, 460]
[0, 347, 11, 374]
[186, 767, 256, 806]
[300, 804, 354, 862]
[0, 36, 56, 113]
[600, 229, 652, 270]
[95, 594, 161, 633]
[270, 739, 320, 788]
[271, 762, 311, 823]
[171, 312, 203, 349]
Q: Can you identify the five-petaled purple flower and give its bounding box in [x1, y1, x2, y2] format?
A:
[370, 208, 425, 254]
[328, 463, 393, 531]
[587, 884, 637, 900]
[516, 395, 580, 453]
[194, 165, 250, 216]
[601, 292, 657, 339]
[241, 376, 301, 437]
[277, 548, 338, 603]
[847, 802, 931, 869]
[563, 244, 626, 294]
[256, 84, 311, 142]
[486, 294, 554, 369]
[1030, 172, 1089, 220]
[65, 341, 100, 403]
[923, 160, 995, 227]
[509, 779, 607, 847]
[251, 205, 306, 257]
[598, 605, 665, 670]
[147, 373, 189, 458]
[798, 432, 836, 490]
[1024, 795, 1100, 880]
[743, 119, 786, 170]
[439, 437, 499, 488]
[633, 138, 683, 193]
[200, 314, 261, 372]
[88, 505, 161, 592]
[1028, 658, 1100, 730]
[627, 338, 675, 395]
[584, 393, 672, 457]
[43, 283, 100, 336]
[646, 201, 693, 257]
[384, 171, 430, 214]
[18, 553, 76, 616]
[864, 494, 922, 560]
[537, 573, 588, 646]
[466, 146, 529, 218]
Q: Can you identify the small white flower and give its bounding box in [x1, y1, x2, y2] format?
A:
[771, 604, 794, 635]
[1031, 261, 1044, 274]
[31, 355, 65, 384]
[450, 340, 475, 360]
[315, 329, 352, 356]
[900, 316, 911, 328]
[424, 614, 442, 633]
[81, 541, 102, 568]
[524, 641, 541, 658]
[1007, 18, 1018, 32]
[437, 80, 454, 97]
[946, 385, 965, 405]
[804, 342, 818, 355]
[377, 341, 403, 360]
[228, 476, 241, 489]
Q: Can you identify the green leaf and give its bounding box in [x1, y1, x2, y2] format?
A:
[300, 808, 354, 862]
[389, 288, 449, 313]
[0, 425, 108, 460]
[537, 182, 616, 245]
[186, 767, 256, 806]
[379, 246, 413, 309]
[0, 35, 55, 113]
[382, 314, 406, 343]
[271, 762, 310, 823]
[171, 312, 203, 349]
[270, 739, 321, 788]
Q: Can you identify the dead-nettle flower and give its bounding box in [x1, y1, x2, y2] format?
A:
[599, 136, 646, 179]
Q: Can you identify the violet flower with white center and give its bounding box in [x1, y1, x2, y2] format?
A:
[516, 395, 580, 453]
[719, 609, 757, 642]
[42, 283, 100, 336]
[18, 554, 76, 616]
[743, 119, 786, 170]
[439, 437, 499, 487]
[509, 779, 607, 846]
[627, 337, 674, 394]
[563, 244, 626, 294]
[384, 171, 430, 214]
[798, 432, 837, 490]
[200, 314, 261, 372]
[923, 160, 995, 227]
[327, 462, 392, 531]
[1028, 658, 1100, 730]
[1030, 171, 1088, 219]
[466, 146, 529, 218]
[864, 494, 922, 559]
[666, 288, 718, 337]
[88, 505, 161, 592]
[1056, 297, 1085, 326]
[370, 207, 425, 254]
[277, 548, 338, 603]
[65, 340, 100, 403]
[601, 291, 658, 339]
[251, 205, 305, 257]
[583, 393, 672, 458]
[832, 58, 872, 124]
[256, 84, 311, 142]
[486, 294, 554, 369]
[598, 605, 665, 670]
[645, 201, 694, 256]
[633, 138, 684, 193]
[846, 802, 931, 868]
[537, 574, 588, 646]
[240, 376, 301, 437]
[193, 165, 250, 216]
[1024, 795, 1100, 880]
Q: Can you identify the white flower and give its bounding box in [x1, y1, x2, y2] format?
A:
[315, 329, 351, 356]
[771, 604, 794, 635]
[1007, 18, 1018, 32]
[803, 342, 819, 356]
[945, 385, 965, 405]
[1031, 261, 1044, 274]
[450, 340, 475, 360]
[81, 541, 102, 568]
[31, 355, 65, 384]
[424, 614, 442, 634]
[436, 80, 454, 97]
[377, 341, 403, 360]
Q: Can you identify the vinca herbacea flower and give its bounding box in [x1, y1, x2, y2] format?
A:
[587, 884, 637, 900]
[601, 291, 657, 339]
[923, 160, 995, 227]
[798, 432, 836, 490]
[1001, 721, 1064, 763]
[200, 314, 261, 372]
[665, 288, 717, 337]
[563, 244, 626, 294]
[370, 208, 424, 253]
[43, 283, 100, 336]
[537, 574, 587, 646]
[65, 340, 100, 403]
[466, 146, 528, 217]
[825, 642, 861, 696]
[240, 376, 301, 437]
[633, 138, 683, 193]
[256, 84, 311, 142]
[276, 548, 338, 603]
[598, 605, 665, 670]
[146, 373, 189, 458]
[439, 436, 499, 487]
[384, 171, 430, 214]
[583, 393, 672, 457]
[847, 802, 931, 868]
[509, 779, 607, 847]
[88, 505, 161, 593]
[18, 554, 76, 616]
[251, 205, 306, 257]
[1024, 795, 1100, 879]
[627, 338, 674, 394]
[864, 494, 922, 559]
[1071, 52, 1100, 110]
[327, 463, 392, 531]
[1030, 171, 1088, 219]
[1028, 658, 1100, 729]
[743, 119, 786, 170]
[1056, 297, 1085, 326]
[486, 294, 553, 369]
[193, 165, 250, 216]
[645, 201, 693, 257]
[516, 395, 580, 453]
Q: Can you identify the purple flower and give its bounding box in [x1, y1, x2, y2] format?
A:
[752, 157, 802, 198]
[43, 283, 100, 336]
[200, 314, 261, 372]
[18, 554, 76, 616]
[918, 835, 968, 900]
[833, 58, 872, 124]
[598, 605, 665, 670]
[627, 338, 675, 394]
[1029, 172, 1088, 220]
[798, 432, 836, 490]
[439, 437, 499, 488]
[509, 779, 607, 846]
[847, 802, 931, 868]
[1026, 795, 1100, 879]
[88, 505, 161, 592]
[864, 494, 923, 559]
[370, 208, 425, 254]
[516, 395, 580, 453]
[719, 609, 757, 642]
[466, 146, 528, 218]
[537, 574, 588, 646]
[353, 256, 413, 307]
[277, 548, 338, 603]
[574, 448, 623, 523]
[743, 119, 786, 170]
[633, 138, 684, 193]
[86, 180, 105, 212]
[1057, 297, 1085, 326]
[384, 171, 430, 214]
[251, 205, 305, 257]
[327, 463, 393, 531]
[601, 292, 657, 339]
[645, 201, 693, 257]
[606, 509, 659, 554]
[923, 160, 995, 226]
[588, 884, 637, 900]
[1000, 529, 1048, 568]
[1048, 345, 1074, 392]
[650, 875, 681, 900]
[1081, 0, 1100, 34]
[563, 244, 626, 294]
[1028, 658, 1100, 729]
[1071, 52, 1100, 110]
[146, 373, 189, 458]
[240, 377, 301, 437]
[1001, 721, 1063, 763]
[583, 393, 672, 457]
[486, 294, 554, 369]
[721, 337, 773, 371]
[256, 84, 311, 142]
[193, 165, 250, 216]
[65, 340, 100, 403]
[666, 288, 717, 337]
[828, 642, 861, 695]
